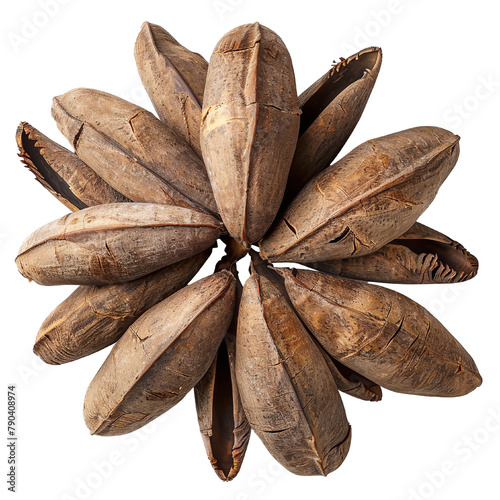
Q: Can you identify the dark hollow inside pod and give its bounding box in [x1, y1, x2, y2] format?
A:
[391, 238, 478, 278]
[19, 127, 88, 210]
[299, 50, 381, 135]
[211, 338, 235, 478]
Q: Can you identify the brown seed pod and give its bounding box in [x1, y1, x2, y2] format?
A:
[249, 250, 381, 402]
[305, 222, 478, 284]
[313, 337, 382, 402]
[34, 249, 211, 365]
[260, 126, 460, 263]
[201, 22, 300, 245]
[52, 88, 218, 214]
[236, 266, 351, 476]
[285, 47, 382, 201]
[16, 122, 130, 211]
[15, 203, 223, 286]
[280, 268, 482, 397]
[83, 270, 236, 436]
[135, 22, 207, 157]
[194, 270, 250, 481]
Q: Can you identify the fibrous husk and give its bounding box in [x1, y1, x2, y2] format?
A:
[236, 266, 351, 476]
[285, 47, 382, 201]
[17, 122, 130, 211]
[52, 88, 217, 214]
[15, 203, 223, 285]
[83, 270, 236, 436]
[260, 126, 460, 263]
[280, 267, 482, 397]
[34, 249, 211, 364]
[305, 222, 478, 284]
[194, 270, 250, 481]
[201, 22, 300, 245]
[135, 22, 207, 157]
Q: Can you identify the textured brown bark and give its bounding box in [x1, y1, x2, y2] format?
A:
[201, 23, 300, 244]
[17, 122, 130, 211]
[194, 273, 250, 481]
[285, 47, 382, 201]
[305, 222, 478, 284]
[52, 89, 218, 215]
[84, 271, 236, 436]
[16, 203, 223, 285]
[280, 268, 482, 397]
[260, 127, 460, 263]
[236, 267, 351, 476]
[135, 22, 207, 157]
[34, 249, 211, 364]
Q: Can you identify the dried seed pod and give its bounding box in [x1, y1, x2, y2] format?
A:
[249, 251, 381, 402]
[285, 47, 382, 201]
[135, 22, 207, 157]
[236, 267, 351, 476]
[17, 122, 130, 211]
[194, 271, 250, 481]
[305, 222, 478, 284]
[52, 89, 218, 214]
[280, 268, 482, 397]
[34, 249, 211, 365]
[16, 203, 223, 286]
[260, 127, 460, 263]
[313, 337, 382, 402]
[201, 22, 301, 245]
[84, 271, 236, 436]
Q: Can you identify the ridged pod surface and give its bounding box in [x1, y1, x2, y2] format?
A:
[16, 203, 223, 285]
[201, 23, 300, 244]
[84, 271, 236, 436]
[261, 127, 460, 263]
[285, 47, 382, 201]
[194, 273, 250, 481]
[34, 250, 211, 364]
[236, 268, 351, 475]
[52, 89, 217, 214]
[280, 268, 482, 397]
[17, 122, 129, 211]
[305, 222, 478, 284]
[135, 22, 207, 157]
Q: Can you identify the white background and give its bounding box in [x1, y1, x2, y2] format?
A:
[1, 1, 499, 499]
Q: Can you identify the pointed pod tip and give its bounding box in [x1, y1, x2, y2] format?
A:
[369, 385, 383, 401]
[16, 122, 26, 147]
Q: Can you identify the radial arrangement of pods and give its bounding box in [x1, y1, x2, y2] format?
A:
[15, 21, 481, 481]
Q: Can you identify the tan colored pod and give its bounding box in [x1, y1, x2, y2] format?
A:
[285, 47, 382, 201]
[306, 222, 478, 284]
[194, 273, 250, 481]
[52, 88, 217, 214]
[201, 23, 300, 245]
[280, 268, 482, 397]
[83, 270, 236, 436]
[15, 203, 223, 286]
[34, 249, 211, 364]
[313, 338, 382, 402]
[135, 22, 207, 157]
[260, 126, 460, 263]
[236, 268, 351, 476]
[249, 251, 381, 402]
[17, 122, 130, 211]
